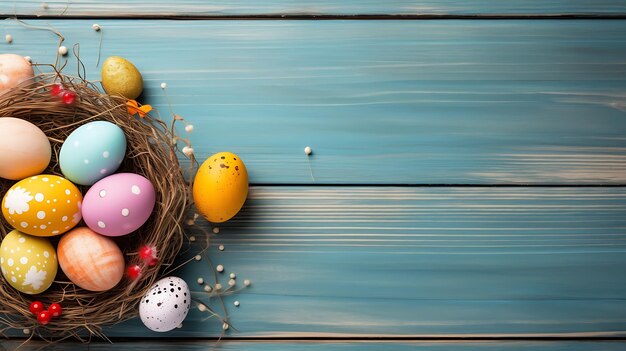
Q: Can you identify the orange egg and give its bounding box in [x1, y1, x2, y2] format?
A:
[0, 117, 51, 180]
[57, 227, 124, 291]
[193, 152, 248, 223]
[2, 175, 82, 237]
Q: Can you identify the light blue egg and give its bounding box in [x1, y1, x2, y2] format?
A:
[60, 121, 126, 185]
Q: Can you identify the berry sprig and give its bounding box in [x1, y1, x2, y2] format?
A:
[50, 83, 76, 105]
[29, 301, 62, 325]
[126, 245, 160, 281]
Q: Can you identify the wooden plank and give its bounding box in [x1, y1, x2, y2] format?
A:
[2, 0, 626, 16]
[5, 340, 626, 351]
[3, 19, 626, 185]
[71, 187, 626, 337]
[4, 340, 626, 351]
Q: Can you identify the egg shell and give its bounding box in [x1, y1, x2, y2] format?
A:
[0, 230, 57, 294]
[82, 173, 156, 236]
[0, 54, 34, 95]
[57, 227, 124, 291]
[59, 121, 126, 186]
[2, 175, 82, 237]
[140, 276, 191, 332]
[101, 56, 143, 99]
[193, 152, 248, 223]
[0, 117, 51, 180]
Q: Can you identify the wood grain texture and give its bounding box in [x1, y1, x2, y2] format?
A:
[71, 187, 626, 338]
[4, 341, 626, 351]
[3, 19, 626, 185]
[1, 0, 626, 16]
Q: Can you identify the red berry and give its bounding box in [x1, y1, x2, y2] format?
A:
[138, 245, 157, 261]
[29, 301, 44, 315]
[50, 84, 62, 96]
[37, 310, 52, 325]
[62, 91, 76, 104]
[127, 265, 142, 280]
[48, 303, 62, 318]
[148, 258, 158, 267]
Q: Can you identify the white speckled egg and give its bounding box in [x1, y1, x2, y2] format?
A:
[59, 121, 126, 186]
[139, 276, 191, 332]
[0, 230, 57, 294]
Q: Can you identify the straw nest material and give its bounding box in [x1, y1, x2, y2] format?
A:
[0, 72, 193, 341]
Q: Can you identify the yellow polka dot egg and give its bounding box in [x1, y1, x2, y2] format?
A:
[2, 175, 83, 237]
[0, 230, 57, 294]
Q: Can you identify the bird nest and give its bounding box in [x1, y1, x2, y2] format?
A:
[0, 72, 194, 341]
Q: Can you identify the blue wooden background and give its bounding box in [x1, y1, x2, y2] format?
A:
[1, 1, 626, 350]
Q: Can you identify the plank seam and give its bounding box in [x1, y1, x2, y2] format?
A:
[3, 14, 626, 20]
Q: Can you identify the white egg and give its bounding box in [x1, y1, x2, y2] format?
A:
[139, 276, 191, 332]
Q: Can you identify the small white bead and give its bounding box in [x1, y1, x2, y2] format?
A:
[218, 244, 225, 251]
[182, 146, 194, 157]
[234, 301, 240, 307]
[176, 324, 183, 329]
[215, 283, 222, 290]
[58, 46, 68, 56]
[204, 284, 212, 292]
[213, 227, 220, 234]
[92, 23, 101, 31]
[216, 264, 224, 272]
[160, 82, 167, 89]
[197, 277, 204, 285]
[23, 56, 32, 63]
[228, 279, 236, 287]
[197, 304, 207, 312]
[304, 146, 312, 155]
[194, 254, 202, 261]
[185, 124, 194, 133]
[244, 279, 251, 287]
[189, 236, 196, 242]
[222, 323, 229, 330]
[229, 273, 236, 279]
[41, 2, 49, 9]
[5, 34, 12, 44]
[22, 328, 30, 335]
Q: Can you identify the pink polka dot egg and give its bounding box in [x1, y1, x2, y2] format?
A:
[82, 173, 156, 237]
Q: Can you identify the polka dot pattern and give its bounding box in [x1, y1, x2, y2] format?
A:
[1, 175, 83, 237]
[0, 230, 58, 294]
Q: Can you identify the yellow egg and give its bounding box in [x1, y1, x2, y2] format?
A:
[101, 56, 143, 99]
[0, 230, 57, 294]
[193, 152, 248, 223]
[0, 117, 51, 180]
[2, 175, 83, 237]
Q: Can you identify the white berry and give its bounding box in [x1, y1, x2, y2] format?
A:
[160, 82, 167, 89]
[215, 283, 222, 290]
[194, 254, 202, 261]
[5, 34, 12, 44]
[304, 146, 312, 155]
[213, 227, 220, 234]
[197, 304, 207, 312]
[244, 279, 251, 286]
[92, 23, 101, 31]
[182, 146, 194, 157]
[234, 301, 240, 307]
[229, 279, 236, 286]
[197, 277, 204, 285]
[229, 273, 236, 279]
[185, 124, 194, 133]
[216, 264, 224, 272]
[58, 46, 68, 56]
[218, 244, 225, 251]
[204, 284, 212, 292]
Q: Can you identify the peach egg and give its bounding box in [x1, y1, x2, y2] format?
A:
[0, 117, 51, 180]
[2, 175, 82, 237]
[57, 227, 124, 292]
[0, 54, 34, 94]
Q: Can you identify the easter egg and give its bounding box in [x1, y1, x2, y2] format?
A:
[59, 121, 126, 186]
[2, 175, 82, 237]
[0, 117, 51, 180]
[193, 152, 248, 223]
[57, 227, 124, 291]
[0, 54, 34, 94]
[139, 276, 191, 332]
[82, 173, 156, 236]
[0, 230, 57, 294]
[101, 56, 143, 99]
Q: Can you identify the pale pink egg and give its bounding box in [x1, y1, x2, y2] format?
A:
[0, 54, 34, 94]
[82, 173, 156, 236]
[57, 227, 124, 291]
